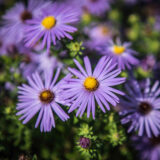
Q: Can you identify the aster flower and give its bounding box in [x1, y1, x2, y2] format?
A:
[19, 45, 59, 78]
[24, 3, 79, 51]
[84, 23, 113, 50]
[16, 69, 69, 132]
[132, 136, 160, 160]
[62, 56, 125, 119]
[120, 79, 160, 137]
[98, 39, 139, 70]
[36, 51, 61, 74]
[2, 0, 51, 43]
[87, 24, 113, 43]
[82, 0, 110, 16]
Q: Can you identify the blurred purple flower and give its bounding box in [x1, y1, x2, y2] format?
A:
[82, 0, 110, 16]
[97, 39, 139, 70]
[24, 3, 79, 51]
[2, 0, 51, 44]
[62, 56, 125, 119]
[84, 23, 113, 50]
[19, 47, 60, 78]
[16, 69, 69, 132]
[120, 79, 160, 137]
[132, 136, 160, 160]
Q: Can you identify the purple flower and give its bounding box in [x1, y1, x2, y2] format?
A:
[84, 23, 113, 50]
[87, 24, 113, 43]
[62, 56, 125, 119]
[24, 3, 79, 51]
[16, 69, 69, 132]
[98, 39, 139, 70]
[120, 79, 160, 137]
[82, 0, 110, 16]
[132, 136, 160, 160]
[35, 51, 61, 74]
[19, 46, 59, 78]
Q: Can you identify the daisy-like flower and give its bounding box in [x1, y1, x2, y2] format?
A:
[88, 24, 113, 43]
[98, 39, 139, 70]
[16, 69, 69, 132]
[62, 56, 125, 119]
[120, 79, 160, 137]
[132, 136, 160, 160]
[84, 23, 113, 51]
[19, 44, 59, 78]
[2, 0, 51, 43]
[24, 3, 79, 51]
[82, 0, 110, 16]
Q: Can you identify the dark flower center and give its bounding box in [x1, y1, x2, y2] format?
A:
[39, 90, 54, 104]
[0, 41, 2, 48]
[150, 136, 160, 146]
[79, 137, 91, 149]
[138, 102, 152, 115]
[89, 0, 98, 2]
[20, 10, 32, 22]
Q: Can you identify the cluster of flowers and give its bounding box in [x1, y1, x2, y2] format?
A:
[1, 0, 160, 159]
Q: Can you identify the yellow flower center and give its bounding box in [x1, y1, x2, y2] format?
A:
[39, 90, 54, 103]
[41, 16, 56, 30]
[113, 45, 125, 55]
[84, 77, 99, 91]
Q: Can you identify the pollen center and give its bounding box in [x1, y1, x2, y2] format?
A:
[41, 16, 56, 30]
[84, 77, 99, 91]
[39, 90, 54, 104]
[113, 45, 125, 55]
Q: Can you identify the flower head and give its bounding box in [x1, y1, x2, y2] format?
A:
[82, 0, 110, 16]
[24, 3, 79, 51]
[98, 39, 139, 70]
[16, 69, 69, 132]
[62, 56, 125, 119]
[19, 46, 59, 78]
[132, 136, 160, 160]
[120, 79, 160, 137]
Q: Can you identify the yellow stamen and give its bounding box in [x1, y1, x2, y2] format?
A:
[39, 90, 54, 103]
[41, 16, 56, 30]
[113, 45, 125, 55]
[84, 77, 99, 91]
